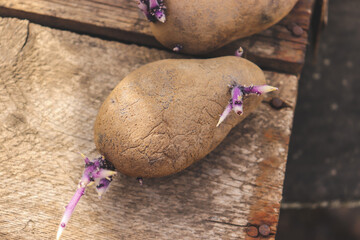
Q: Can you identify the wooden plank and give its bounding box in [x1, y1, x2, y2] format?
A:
[0, 0, 314, 74]
[0, 17, 298, 239]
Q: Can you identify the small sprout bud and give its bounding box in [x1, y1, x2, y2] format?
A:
[80, 152, 90, 164]
[235, 47, 244, 57]
[96, 178, 112, 198]
[172, 44, 183, 52]
[137, 177, 144, 185]
[233, 103, 243, 115]
[154, 9, 166, 23]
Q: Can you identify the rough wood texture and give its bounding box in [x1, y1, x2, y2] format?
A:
[0, 17, 297, 239]
[0, 0, 314, 74]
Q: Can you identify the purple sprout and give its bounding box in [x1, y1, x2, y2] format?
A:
[137, 0, 166, 23]
[235, 47, 244, 57]
[56, 155, 116, 240]
[216, 84, 278, 127]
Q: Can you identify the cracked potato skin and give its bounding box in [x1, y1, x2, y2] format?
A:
[150, 0, 298, 55]
[94, 57, 266, 178]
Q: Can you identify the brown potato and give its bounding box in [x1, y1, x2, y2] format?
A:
[94, 56, 266, 178]
[150, 0, 298, 54]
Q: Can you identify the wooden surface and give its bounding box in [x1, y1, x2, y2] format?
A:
[0, 17, 298, 239]
[0, 0, 314, 74]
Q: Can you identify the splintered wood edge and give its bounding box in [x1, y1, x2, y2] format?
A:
[0, 0, 315, 74]
[0, 17, 297, 239]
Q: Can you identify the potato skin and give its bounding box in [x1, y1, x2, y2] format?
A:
[150, 0, 298, 55]
[94, 57, 266, 178]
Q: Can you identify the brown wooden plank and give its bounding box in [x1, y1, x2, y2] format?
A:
[0, 0, 314, 74]
[0, 17, 298, 240]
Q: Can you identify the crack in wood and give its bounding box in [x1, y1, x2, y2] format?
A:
[204, 219, 247, 228]
[19, 20, 29, 53]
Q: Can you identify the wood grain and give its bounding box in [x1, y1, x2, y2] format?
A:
[0, 17, 298, 239]
[0, 0, 315, 74]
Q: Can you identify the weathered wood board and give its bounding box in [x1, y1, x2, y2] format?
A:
[0, 17, 297, 239]
[0, 0, 314, 74]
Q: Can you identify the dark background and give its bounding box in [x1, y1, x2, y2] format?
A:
[277, 0, 360, 239]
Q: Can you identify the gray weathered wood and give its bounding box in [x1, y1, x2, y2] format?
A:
[0, 17, 297, 240]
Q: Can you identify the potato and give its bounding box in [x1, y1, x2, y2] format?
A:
[149, 0, 298, 54]
[94, 56, 266, 178]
